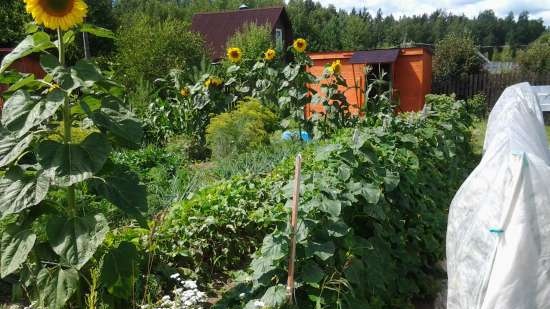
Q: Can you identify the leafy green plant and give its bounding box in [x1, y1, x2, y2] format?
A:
[0, 24, 146, 309]
[206, 97, 278, 159]
[215, 94, 475, 309]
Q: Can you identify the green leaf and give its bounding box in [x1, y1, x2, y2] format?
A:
[38, 132, 111, 186]
[0, 166, 50, 219]
[89, 96, 143, 146]
[383, 171, 400, 192]
[2, 89, 64, 137]
[0, 131, 34, 168]
[260, 234, 286, 261]
[88, 167, 147, 226]
[301, 261, 325, 286]
[0, 223, 36, 278]
[46, 214, 109, 269]
[306, 241, 335, 261]
[319, 198, 341, 217]
[6, 74, 41, 93]
[80, 24, 116, 39]
[260, 284, 288, 307]
[71, 60, 102, 87]
[250, 256, 276, 280]
[37, 267, 79, 309]
[362, 183, 381, 204]
[101, 241, 138, 299]
[0, 32, 54, 74]
[327, 220, 350, 238]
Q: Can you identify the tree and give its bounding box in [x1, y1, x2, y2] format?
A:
[517, 32, 550, 74]
[115, 13, 206, 89]
[433, 33, 483, 81]
[0, 0, 30, 47]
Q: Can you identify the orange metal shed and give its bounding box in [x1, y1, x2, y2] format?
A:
[306, 47, 432, 116]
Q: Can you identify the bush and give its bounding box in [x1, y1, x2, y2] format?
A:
[226, 22, 274, 61]
[206, 97, 278, 159]
[517, 32, 550, 74]
[115, 13, 206, 89]
[433, 33, 483, 81]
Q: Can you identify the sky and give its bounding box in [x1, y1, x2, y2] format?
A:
[314, 0, 550, 26]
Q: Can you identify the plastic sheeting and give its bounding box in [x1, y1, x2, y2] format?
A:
[447, 82, 550, 309]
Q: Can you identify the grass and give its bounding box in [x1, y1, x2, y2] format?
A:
[471, 119, 550, 156]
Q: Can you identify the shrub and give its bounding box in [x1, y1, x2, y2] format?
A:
[433, 33, 483, 81]
[227, 22, 274, 61]
[115, 13, 206, 89]
[206, 97, 278, 159]
[517, 32, 550, 74]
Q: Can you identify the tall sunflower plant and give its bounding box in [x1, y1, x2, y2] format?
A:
[310, 59, 359, 138]
[0, 1, 146, 308]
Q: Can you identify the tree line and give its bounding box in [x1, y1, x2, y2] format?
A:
[2, 0, 547, 57]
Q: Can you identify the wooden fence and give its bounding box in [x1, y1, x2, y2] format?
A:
[432, 71, 550, 108]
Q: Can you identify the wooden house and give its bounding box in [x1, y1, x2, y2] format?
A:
[191, 6, 293, 61]
[0, 48, 45, 109]
[306, 47, 432, 116]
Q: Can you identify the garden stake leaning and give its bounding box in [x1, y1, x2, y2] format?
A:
[287, 154, 302, 304]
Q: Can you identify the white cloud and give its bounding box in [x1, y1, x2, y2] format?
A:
[313, 0, 550, 25]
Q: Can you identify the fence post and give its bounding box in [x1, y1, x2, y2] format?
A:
[287, 154, 302, 304]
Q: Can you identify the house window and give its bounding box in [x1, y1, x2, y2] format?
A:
[275, 28, 283, 49]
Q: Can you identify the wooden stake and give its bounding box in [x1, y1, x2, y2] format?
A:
[287, 154, 302, 304]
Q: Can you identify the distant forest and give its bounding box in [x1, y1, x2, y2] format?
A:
[1, 0, 548, 60]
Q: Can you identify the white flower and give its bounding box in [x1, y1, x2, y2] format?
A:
[183, 280, 197, 289]
[170, 273, 180, 279]
[161, 295, 171, 301]
[254, 300, 265, 308]
[239, 292, 246, 299]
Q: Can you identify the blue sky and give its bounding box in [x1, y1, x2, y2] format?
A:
[314, 0, 550, 25]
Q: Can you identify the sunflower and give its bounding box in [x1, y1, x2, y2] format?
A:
[24, 0, 88, 31]
[293, 38, 307, 53]
[329, 60, 342, 75]
[180, 87, 190, 97]
[204, 76, 223, 88]
[264, 48, 276, 61]
[227, 47, 242, 63]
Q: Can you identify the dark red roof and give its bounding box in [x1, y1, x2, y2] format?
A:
[191, 7, 290, 59]
[349, 49, 400, 64]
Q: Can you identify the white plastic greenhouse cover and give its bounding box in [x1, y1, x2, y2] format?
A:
[447, 82, 550, 309]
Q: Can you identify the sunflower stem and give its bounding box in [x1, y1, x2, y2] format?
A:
[58, 27, 76, 216]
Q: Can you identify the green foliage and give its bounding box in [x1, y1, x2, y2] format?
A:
[0, 26, 146, 308]
[215, 94, 475, 308]
[158, 175, 287, 281]
[206, 98, 278, 159]
[0, 0, 30, 48]
[115, 14, 206, 88]
[517, 32, 550, 74]
[433, 33, 483, 81]
[466, 93, 487, 119]
[227, 22, 274, 60]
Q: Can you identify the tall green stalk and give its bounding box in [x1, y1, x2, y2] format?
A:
[58, 27, 76, 214]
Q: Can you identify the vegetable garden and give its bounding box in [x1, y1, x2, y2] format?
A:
[0, 1, 481, 309]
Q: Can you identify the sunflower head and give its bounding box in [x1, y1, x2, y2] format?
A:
[329, 60, 342, 75]
[227, 47, 242, 63]
[180, 87, 190, 97]
[264, 48, 276, 61]
[204, 76, 223, 88]
[293, 38, 307, 53]
[24, 0, 88, 31]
